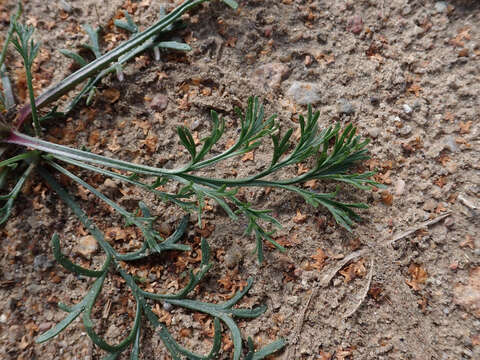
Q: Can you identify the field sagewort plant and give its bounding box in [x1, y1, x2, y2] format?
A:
[0, 1, 381, 359]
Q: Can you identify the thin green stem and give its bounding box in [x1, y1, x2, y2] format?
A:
[24, 65, 40, 136]
[18, 0, 237, 124]
[0, 4, 22, 71]
[0, 150, 37, 168]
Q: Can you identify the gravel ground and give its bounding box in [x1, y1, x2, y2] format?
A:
[0, 0, 479, 359]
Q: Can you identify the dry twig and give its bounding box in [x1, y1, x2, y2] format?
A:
[387, 212, 452, 246]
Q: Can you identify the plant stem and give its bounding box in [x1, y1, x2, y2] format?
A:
[17, 0, 220, 126]
[24, 63, 40, 136]
[0, 4, 22, 71]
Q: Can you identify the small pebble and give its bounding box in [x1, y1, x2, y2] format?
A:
[412, 100, 422, 110]
[59, 0, 73, 13]
[245, 52, 257, 65]
[395, 179, 406, 196]
[423, 199, 437, 212]
[445, 161, 457, 173]
[0, 314, 7, 323]
[163, 302, 173, 312]
[435, 1, 448, 13]
[150, 94, 168, 112]
[403, 104, 412, 114]
[103, 178, 117, 189]
[33, 254, 53, 272]
[337, 98, 355, 115]
[263, 26, 273, 37]
[279, 53, 292, 63]
[444, 217, 454, 228]
[190, 119, 201, 130]
[399, 125, 412, 136]
[317, 32, 328, 45]
[154, 47, 161, 61]
[333, 278, 342, 287]
[300, 346, 312, 355]
[158, 222, 171, 235]
[402, 5, 412, 16]
[347, 15, 363, 34]
[224, 246, 242, 268]
[443, 135, 458, 152]
[115, 66, 124, 82]
[287, 295, 299, 305]
[76, 235, 98, 257]
[8, 325, 22, 342]
[253, 62, 289, 90]
[38, 322, 54, 331]
[286, 81, 322, 105]
[368, 127, 380, 138]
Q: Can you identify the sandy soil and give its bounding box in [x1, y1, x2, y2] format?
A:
[0, 0, 479, 359]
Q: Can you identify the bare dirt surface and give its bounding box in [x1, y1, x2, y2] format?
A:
[1, 0, 479, 359]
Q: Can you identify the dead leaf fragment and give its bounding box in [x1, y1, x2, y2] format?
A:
[368, 282, 384, 301]
[460, 234, 474, 249]
[459, 121, 472, 134]
[241, 151, 254, 162]
[305, 179, 318, 189]
[444, 111, 455, 122]
[102, 88, 121, 103]
[458, 48, 469, 57]
[270, 234, 299, 248]
[105, 227, 128, 242]
[225, 37, 237, 47]
[407, 83, 422, 97]
[293, 209, 307, 224]
[297, 163, 309, 175]
[88, 130, 101, 147]
[179, 328, 192, 338]
[144, 134, 158, 153]
[311, 248, 328, 271]
[319, 351, 333, 360]
[340, 258, 366, 283]
[18, 335, 30, 350]
[450, 27, 471, 48]
[406, 263, 428, 291]
[381, 191, 393, 206]
[152, 304, 172, 325]
[335, 347, 353, 360]
[454, 267, 480, 318]
[434, 176, 447, 188]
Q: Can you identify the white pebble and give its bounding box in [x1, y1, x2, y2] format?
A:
[444, 135, 458, 152]
[395, 179, 406, 196]
[286, 81, 322, 105]
[435, 1, 448, 13]
[403, 104, 412, 114]
[76, 235, 98, 257]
